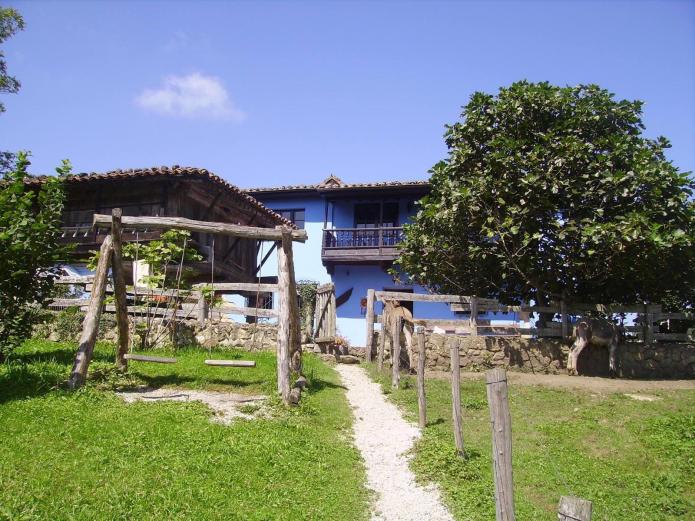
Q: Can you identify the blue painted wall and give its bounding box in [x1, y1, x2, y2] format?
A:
[253, 190, 516, 347]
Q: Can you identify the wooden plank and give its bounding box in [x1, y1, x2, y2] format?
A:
[217, 303, 279, 318]
[48, 298, 90, 307]
[391, 316, 402, 389]
[314, 336, 335, 344]
[328, 289, 337, 339]
[486, 368, 516, 521]
[68, 235, 113, 389]
[365, 289, 375, 362]
[376, 291, 497, 306]
[124, 354, 177, 364]
[657, 312, 695, 320]
[416, 326, 427, 429]
[451, 339, 465, 457]
[102, 305, 188, 318]
[653, 333, 689, 341]
[558, 496, 592, 521]
[193, 282, 279, 293]
[93, 214, 309, 242]
[55, 275, 94, 285]
[111, 209, 130, 371]
[204, 360, 256, 367]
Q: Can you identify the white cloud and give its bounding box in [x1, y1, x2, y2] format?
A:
[135, 73, 245, 121]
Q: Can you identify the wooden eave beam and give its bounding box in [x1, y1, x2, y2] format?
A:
[92, 214, 307, 242]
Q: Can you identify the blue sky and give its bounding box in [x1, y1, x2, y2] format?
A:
[2, 0, 694, 187]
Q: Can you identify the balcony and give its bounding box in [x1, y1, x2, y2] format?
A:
[321, 227, 404, 265]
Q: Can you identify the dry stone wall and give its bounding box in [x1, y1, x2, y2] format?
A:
[39, 316, 278, 351]
[374, 331, 695, 379]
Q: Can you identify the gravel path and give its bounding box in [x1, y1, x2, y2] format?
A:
[336, 364, 454, 521]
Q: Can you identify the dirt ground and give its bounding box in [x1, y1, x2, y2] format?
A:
[426, 370, 695, 393]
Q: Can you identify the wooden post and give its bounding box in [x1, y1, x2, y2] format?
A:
[68, 234, 113, 389]
[391, 316, 402, 388]
[450, 340, 465, 456]
[111, 209, 130, 371]
[560, 299, 569, 340]
[377, 312, 386, 372]
[365, 288, 375, 362]
[196, 291, 208, 325]
[558, 496, 592, 521]
[329, 288, 337, 339]
[644, 304, 654, 344]
[416, 326, 427, 429]
[486, 367, 515, 521]
[276, 227, 293, 403]
[470, 296, 479, 336]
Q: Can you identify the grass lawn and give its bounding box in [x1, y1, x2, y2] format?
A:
[0, 339, 370, 521]
[366, 364, 695, 521]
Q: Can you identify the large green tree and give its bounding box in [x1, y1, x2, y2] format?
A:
[0, 153, 69, 360]
[396, 81, 694, 308]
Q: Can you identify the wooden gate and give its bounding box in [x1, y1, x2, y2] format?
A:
[313, 283, 336, 343]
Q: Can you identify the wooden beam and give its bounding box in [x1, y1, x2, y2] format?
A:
[55, 276, 94, 285]
[375, 291, 497, 306]
[204, 360, 256, 367]
[124, 354, 177, 364]
[217, 303, 279, 318]
[93, 214, 308, 242]
[193, 282, 278, 293]
[68, 235, 113, 389]
[391, 316, 402, 389]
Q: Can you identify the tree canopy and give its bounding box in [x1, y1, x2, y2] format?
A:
[395, 81, 694, 307]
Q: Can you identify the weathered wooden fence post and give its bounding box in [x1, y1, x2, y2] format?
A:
[276, 227, 293, 403]
[377, 312, 386, 372]
[416, 325, 427, 428]
[111, 209, 130, 371]
[557, 496, 592, 520]
[68, 234, 113, 389]
[450, 339, 465, 456]
[470, 296, 479, 336]
[560, 299, 569, 340]
[486, 367, 515, 521]
[391, 316, 402, 389]
[643, 303, 654, 344]
[196, 291, 208, 324]
[365, 288, 375, 362]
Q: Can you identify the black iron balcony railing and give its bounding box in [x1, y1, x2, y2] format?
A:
[322, 227, 404, 249]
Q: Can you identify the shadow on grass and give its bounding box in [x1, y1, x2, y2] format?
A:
[307, 376, 347, 393]
[0, 347, 116, 404]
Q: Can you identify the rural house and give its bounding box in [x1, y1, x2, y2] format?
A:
[248, 175, 519, 346]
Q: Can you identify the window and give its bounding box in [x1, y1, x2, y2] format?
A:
[276, 209, 305, 229]
[354, 202, 399, 228]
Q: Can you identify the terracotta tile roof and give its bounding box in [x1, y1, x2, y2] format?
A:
[247, 174, 430, 193]
[26, 165, 294, 227]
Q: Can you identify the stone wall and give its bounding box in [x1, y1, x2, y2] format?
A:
[373, 331, 695, 379]
[38, 316, 278, 351]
